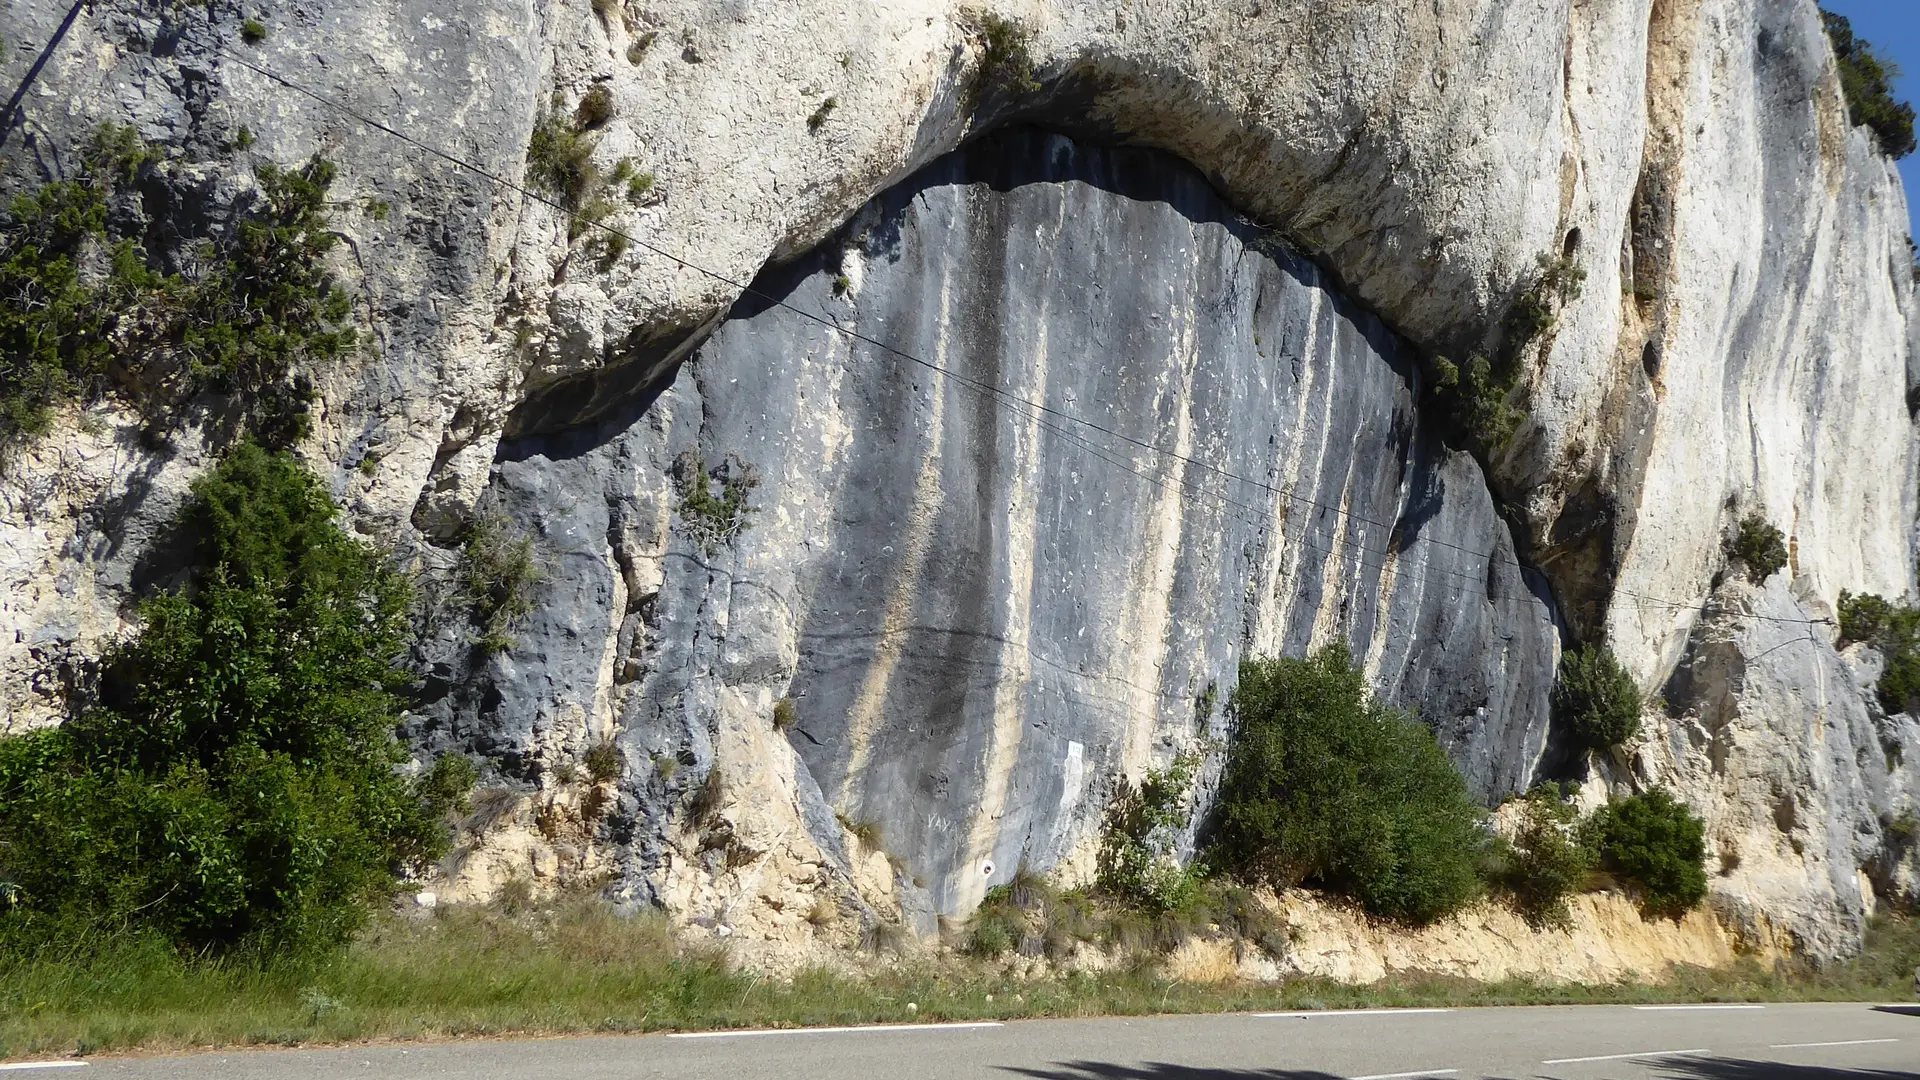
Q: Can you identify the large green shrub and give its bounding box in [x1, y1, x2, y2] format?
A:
[1839, 591, 1920, 716]
[1582, 789, 1708, 919]
[0, 126, 354, 448]
[1552, 645, 1642, 752]
[0, 445, 464, 959]
[1208, 646, 1486, 924]
[1822, 10, 1916, 159]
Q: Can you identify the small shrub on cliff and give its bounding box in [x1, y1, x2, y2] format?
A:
[1428, 253, 1582, 459]
[1582, 788, 1708, 919]
[583, 741, 625, 783]
[1728, 513, 1788, 582]
[1552, 645, 1641, 752]
[460, 514, 542, 654]
[1208, 646, 1486, 924]
[672, 449, 761, 554]
[0, 445, 455, 959]
[0, 127, 353, 449]
[527, 106, 601, 208]
[1838, 591, 1920, 716]
[1822, 10, 1917, 160]
[964, 11, 1040, 104]
[1096, 749, 1202, 912]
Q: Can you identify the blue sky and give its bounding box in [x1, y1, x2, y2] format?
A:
[1821, 1, 1920, 236]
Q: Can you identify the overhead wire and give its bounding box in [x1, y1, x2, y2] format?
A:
[188, 34, 1834, 630]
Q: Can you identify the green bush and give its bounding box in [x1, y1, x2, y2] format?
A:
[1728, 513, 1788, 582]
[1208, 646, 1486, 924]
[1096, 750, 1202, 913]
[1552, 645, 1642, 752]
[1822, 10, 1916, 159]
[0, 445, 456, 960]
[1582, 789, 1708, 919]
[0, 126, 354, 448]
[1491, 788, 1593, 931]
[1838, 591, 1920, 716]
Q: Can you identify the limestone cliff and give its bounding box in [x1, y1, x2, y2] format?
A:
[1, 0, 1915, 966]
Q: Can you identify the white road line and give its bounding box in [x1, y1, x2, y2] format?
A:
[667, 1021, 1004, 1039]
[1350, 1070, 1458, 1080]
[1256, 1008, 1454, 1018]
[1631, 1004, 1764, 1011]
[1543, 1050, 1710, 1065]
[1769, 1039, 1900, 1049]
[0, 1065, 89, 1073]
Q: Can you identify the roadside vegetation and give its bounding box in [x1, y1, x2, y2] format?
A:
[0, 446, 472, 963]
[3, 900, 1916, 1061]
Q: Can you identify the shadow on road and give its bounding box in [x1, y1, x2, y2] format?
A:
[1001, 1066, 1346, 1080]
[1869, 1006, 1920, 1018]
[998, 1058, 1920, 1080]
[1659, 1058, 1918, 1080]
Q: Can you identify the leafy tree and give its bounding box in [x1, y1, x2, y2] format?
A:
[1209, 646, 1486, 924]
[1553, 645, 1641, 752]
[1839, 591, 1920, 716]
[1822, 10, 1916, 159]
[0, 445, 463, 959]
[1582, 789, 1708, 919]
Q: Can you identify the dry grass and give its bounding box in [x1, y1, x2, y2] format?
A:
[3, 902, 1915, 1063]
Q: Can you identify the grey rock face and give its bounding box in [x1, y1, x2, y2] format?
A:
[1649, 578, 1920, 962]
[468, 130, 1558, 916]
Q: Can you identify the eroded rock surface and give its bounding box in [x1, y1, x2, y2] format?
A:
[450, 130, 1557, 919]
[1, 0, 1915, 967]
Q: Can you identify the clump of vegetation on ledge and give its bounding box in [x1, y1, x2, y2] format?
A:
[1821, 9, 1916, 159]
[1426, 251, 1584, 460]
[962, 9, 1040, 106]
[1727, 512, 1789, 583]
[1553, 644, 1642, 753]
[0, 125, 355, 449]
[672, 449, 761, 554]
[0, 444, 467, 963]
[1838, 590, 1920, 715]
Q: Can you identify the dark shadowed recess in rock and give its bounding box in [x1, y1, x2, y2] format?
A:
[475, 128, 1562, 915]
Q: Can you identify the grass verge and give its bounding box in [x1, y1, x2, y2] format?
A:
[3, 902, 1915, 1061]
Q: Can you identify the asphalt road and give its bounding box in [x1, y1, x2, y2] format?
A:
[11, 1002, 1917, 1079]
